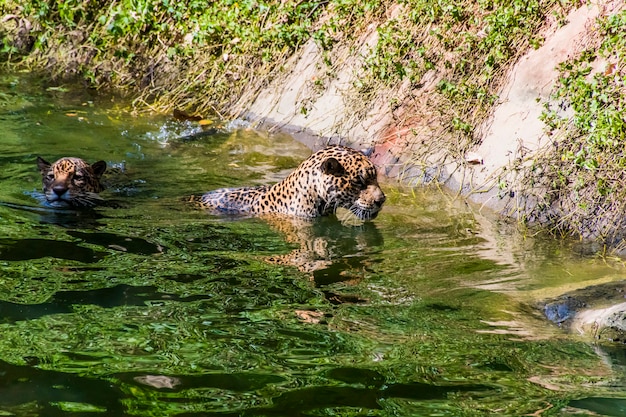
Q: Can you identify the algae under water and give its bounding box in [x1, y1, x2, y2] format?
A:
[1, 73, 626, 416]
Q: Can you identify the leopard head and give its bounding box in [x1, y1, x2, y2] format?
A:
[37, 156, 107, 208]
[313, 146, 386, 220]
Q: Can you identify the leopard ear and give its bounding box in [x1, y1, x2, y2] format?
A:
[37, 156, 51, 174]
[91, 160, 107, 178]
[320, 157, 345, 176]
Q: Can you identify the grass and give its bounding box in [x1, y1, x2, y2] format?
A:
[0, 0, 389, 115]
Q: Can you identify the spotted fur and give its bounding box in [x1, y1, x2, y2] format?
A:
[199, 145, 386, 220]
[37, 156, 107, 208]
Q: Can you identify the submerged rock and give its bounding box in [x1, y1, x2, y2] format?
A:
[541, 280, 626, 343]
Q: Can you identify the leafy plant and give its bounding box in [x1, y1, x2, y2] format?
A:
[527, 9, 626, 242]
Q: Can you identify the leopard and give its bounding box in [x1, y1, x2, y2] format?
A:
[37, 156, 107, 208]
[198, 145, 386, 221]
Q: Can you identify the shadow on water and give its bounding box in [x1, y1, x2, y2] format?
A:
[566, 345, 626, 416]
[0, 359, 125, 415]
[261, 381, 493, 414]
[173, 379, 493, 417]
[568, 398, 626, 416]
[66, 230, 165, 255]
[0, 200, 105, 229]
[0, 284, 210, 323]
[115, 371, 286, 392]
[1, 362, 491, 417]
[0, 238, 107, 262]
[0, 199, 164, 263]
[0, 228, 162, 261]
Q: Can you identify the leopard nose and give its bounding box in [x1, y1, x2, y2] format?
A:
[53, 185, 68, 196]
[374, 191, 386, 207]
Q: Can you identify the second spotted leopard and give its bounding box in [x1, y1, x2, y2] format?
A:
[199, 145, 386, 220]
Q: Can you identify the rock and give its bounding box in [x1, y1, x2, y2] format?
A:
[540, 280, 626, 343]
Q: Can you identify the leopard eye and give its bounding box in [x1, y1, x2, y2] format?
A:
[354, 177, 368, 190]
[45, 173, 54, 181]
[73, 174, 85, 183]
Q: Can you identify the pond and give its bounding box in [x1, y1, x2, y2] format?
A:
[1, 72, 626, 416]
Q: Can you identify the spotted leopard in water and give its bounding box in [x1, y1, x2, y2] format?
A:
[37, 156, 107, 208]
[199, 145, 386, 220]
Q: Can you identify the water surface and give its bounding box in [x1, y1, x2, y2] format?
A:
[0, 73, 625, 416]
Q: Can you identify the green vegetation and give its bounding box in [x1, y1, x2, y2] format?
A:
[524, 10, 626, 244]
[2, 0, 568, 135]
[0, 0, 389, 114]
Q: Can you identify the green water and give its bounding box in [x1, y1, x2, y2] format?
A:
[1, 73, 625, 416]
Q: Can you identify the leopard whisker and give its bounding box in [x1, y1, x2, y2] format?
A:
[322, 199, 340, 216]
[72, 192, 104, 207]
[338, 205, 366, 226]
[349, 203, 377, 221]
